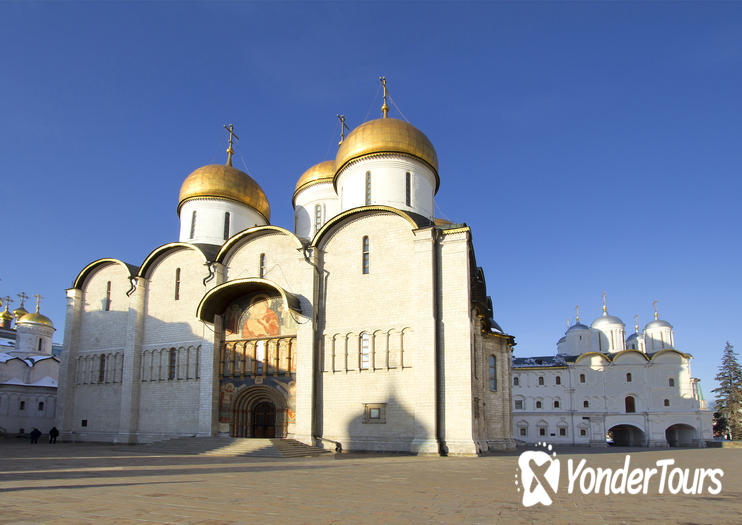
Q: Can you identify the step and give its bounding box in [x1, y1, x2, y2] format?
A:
[138, 437, 332, 458]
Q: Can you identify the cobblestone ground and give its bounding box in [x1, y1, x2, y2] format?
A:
[0, 440, 740, 524]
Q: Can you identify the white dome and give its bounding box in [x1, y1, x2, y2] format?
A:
[591, 313, 625, 328]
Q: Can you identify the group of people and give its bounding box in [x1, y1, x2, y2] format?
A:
[28, 426, 59, 444]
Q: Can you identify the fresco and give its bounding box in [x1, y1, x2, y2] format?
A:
[224, 294, 296, 340]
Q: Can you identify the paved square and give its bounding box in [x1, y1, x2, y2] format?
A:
[0, 441, 740, 524]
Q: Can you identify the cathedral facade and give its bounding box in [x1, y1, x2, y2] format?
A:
[512, 302, 712, 447]
[56, 98, 515, 455]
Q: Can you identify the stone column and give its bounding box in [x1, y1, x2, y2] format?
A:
[293, 248, 317, 446]
[57, 288, 83, 441]
[115, 277, 147, 444]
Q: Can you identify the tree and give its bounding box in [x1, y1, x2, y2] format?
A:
[712, 342, 742, 439]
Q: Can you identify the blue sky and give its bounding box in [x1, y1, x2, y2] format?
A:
[1, 2, 740, 396]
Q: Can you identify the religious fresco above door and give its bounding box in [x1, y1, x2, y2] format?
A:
[223, 294, 296, 340]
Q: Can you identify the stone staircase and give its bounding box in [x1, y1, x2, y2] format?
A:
[138, 437, 331, 458]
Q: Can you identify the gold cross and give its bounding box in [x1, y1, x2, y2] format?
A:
[380, 76, 389, 118]
[224, 123, 239, 166]
[634, 314, 639, 332]
[34, 294, 43, 313]
[602, 291, 607, 313]
[17, 292, 28, 308]
[653, 300, 658, 320]
[575, 304, 580, 322]
[2, 296, 12, 310]
[337, 114, 349, 146]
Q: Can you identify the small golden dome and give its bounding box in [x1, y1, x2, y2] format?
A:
[293, 160, 335, 204]
[178, 164, 271, 221]
[335, 118, 439, 191]
[434, 217, 453, 226]
[13, 307, 28, 321]
[18, 312, 54, 328]
[0, 309, 13, 321]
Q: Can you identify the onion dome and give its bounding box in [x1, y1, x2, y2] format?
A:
[293, 160, 335, 205]
[17, 312, 54, 328]
[178, 164, 270, 222]
[334, 118, 439, 191]
[0, 308, 13, 322]
[645, 319, 672, 330]
[626, 332, 640, 343]
[566, 322, 589, 333]
[591, 313, 624, 328]
[13, 306, 28, 322]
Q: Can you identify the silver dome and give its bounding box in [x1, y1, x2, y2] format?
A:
[566, 322, 589, 333]
[591, 313, 625, 328]
[645, 319, 672, 330]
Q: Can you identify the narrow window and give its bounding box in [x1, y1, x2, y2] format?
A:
[255, 341, 265, 375]
[315, 204, 322, 234]
[539, 428, 546, 436]
[583, 400, 589, 408]
[405, 172, 411, 206]
[168, 348, 176, 380]
[555, 376, 561, 385]
[259, 253, 266, 278]
[538, 376, 544, 386]
[223, 212, 230, 240]
[360, 333, 370, 370]
[626, 372, 632, 382]
[520, 428, 527, 437]
[559, 428, 567, 436]
[580, 373, 586, 383]
[190, 210, 197, 239]
[668, 378, 675, 387]
[513, 376, 519, 386]
[19, 401, 25, 410]
[664, 399, 670, 407]
[489, 355, 497, 391]
[536, 400, 542, 409]
[660, 332, 664, 347]
[38, 339, 43, 352]
[580, 429, 587, 436]
[174, 268, 181, 301]
[105, 281, 111, 311]
[365, 171, 371, 205]
[514, 400, 523, 410]
[625, 396, 636, 413]
[98, 354, 106, 383]
[611, 330, 615, 350]
[554, 400, 560, 408]
[38, 402, 44, 411]
[362, 236, 370, 274]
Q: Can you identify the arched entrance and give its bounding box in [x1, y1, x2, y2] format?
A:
[666, 424, 697, 447]
[607, 424, 646, 446]
[231, 385, 288, 438]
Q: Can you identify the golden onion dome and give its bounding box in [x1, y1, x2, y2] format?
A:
[293, 160, 335, 205]
[0, 309, 13, 321]
[334, 118, 439, 192]
[13, 306, 28, 321]
[17, 312, 54, 329]
[178, 164, 271, 222]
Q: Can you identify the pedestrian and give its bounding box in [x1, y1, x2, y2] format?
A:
[49, 426, 59, 444]
[30, 428, 41, 444]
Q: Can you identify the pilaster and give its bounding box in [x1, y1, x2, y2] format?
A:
[57, 288, 83, 440]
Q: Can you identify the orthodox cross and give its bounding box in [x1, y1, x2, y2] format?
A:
[601, 291, 607, 313]
[34, 294, 43, 313]
[2, 296, 12, 309]
[566, 319, 570, 329]
[653, 299, 658, 320]
[634, 314, 640, 332]
[380, 76, 389, 118]
[575, 304, 580, 322]
[337, 114, 349, 146]
[17, 291, 28, 308]
[224, 123, 239, 167]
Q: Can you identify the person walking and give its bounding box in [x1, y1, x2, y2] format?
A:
[29, 428, 41, 444]
[48, 426, 59, 444]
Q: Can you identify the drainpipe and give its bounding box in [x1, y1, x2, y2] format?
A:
[432, 228, 445, 456]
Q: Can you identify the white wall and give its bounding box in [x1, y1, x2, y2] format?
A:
[294, 182, 340, 240]
[179, 199, 267, 246]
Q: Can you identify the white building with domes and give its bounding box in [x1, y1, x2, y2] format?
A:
[56, 88, 515, 455]
[512, 300, 712, 447]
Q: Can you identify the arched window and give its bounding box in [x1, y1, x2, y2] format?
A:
[38, 401, 44, 411]
[536, 400, 542, 409]
[190, 210, 197, 239]
[513, 376, 519, 386]
[554, 400, 560, 408]
[223, 212, 230, 240]
[668, 378, 675, 387]
[362, 236, 370, 274]
[626, 372, 632, 382]
[259, 253, 266, 278]
[405, 172, 411, 206]
[555, 376, 561, 385]
[168, 348, 176, 380]
[664, 399, 670, 407]
[489, 355, 497, 391]
[315, 204, 322, 233]
[625, 395, 636, 413]
[583, 400, 589, 408]
[579, 373, 586, 383]
[365, 171, 371, 205]
[38, 339, 43, 352]
[538, 376, 544, 386]
[360, 333, 370, 370]
[174, 268, 181, 301]
[105, 281, 112, 311]
[98, 354, 106, 383]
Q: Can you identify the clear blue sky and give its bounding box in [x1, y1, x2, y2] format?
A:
[1, 2, 739, 398]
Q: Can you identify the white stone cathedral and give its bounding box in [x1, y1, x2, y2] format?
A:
[512, 300, 712, 447]
[57, 91, 515, 455]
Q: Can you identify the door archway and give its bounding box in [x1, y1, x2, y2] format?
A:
[231, 385, 288, 438]
[666, 424, 697, 447]
[607, 424, 646, 446]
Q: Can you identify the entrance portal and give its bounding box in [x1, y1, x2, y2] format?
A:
[607, 424, 646, 446]
[252, 401, 276, 438]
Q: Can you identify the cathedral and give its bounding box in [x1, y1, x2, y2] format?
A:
[56, 84, 516, 455]
[512, 298, 712, 447]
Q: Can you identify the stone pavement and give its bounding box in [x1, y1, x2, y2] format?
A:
[0, 440, 740, 524]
